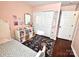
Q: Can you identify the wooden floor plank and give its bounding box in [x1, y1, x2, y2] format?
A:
[52, 38, 74, 57]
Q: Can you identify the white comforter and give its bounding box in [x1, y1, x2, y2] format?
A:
[0, 39, 37, 57]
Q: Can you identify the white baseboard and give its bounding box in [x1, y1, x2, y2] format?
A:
[71, 45, 78, 57]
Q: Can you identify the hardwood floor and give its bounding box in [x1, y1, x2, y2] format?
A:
[52, 38, 74, 57]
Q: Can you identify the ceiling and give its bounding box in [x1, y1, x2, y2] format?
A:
[24, 1, 79, 6]
[0, 1, 79, 6]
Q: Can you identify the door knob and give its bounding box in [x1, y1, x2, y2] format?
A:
[69, 35, 71, 37]
[59, 26, 61, 28]
[74, 14, 76, 16]
[71, 25, 73, 27]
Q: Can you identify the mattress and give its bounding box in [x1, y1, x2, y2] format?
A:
[0, 39, 37, 57]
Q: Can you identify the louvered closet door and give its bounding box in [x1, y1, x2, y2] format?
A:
[58, 11, 78, 40]
[34, 11, 54, 38]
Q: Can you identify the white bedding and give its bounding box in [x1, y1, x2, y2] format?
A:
[0, 39, 37, 57]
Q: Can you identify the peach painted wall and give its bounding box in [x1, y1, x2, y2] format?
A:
[61, 5, 76, 11]
[61, 5, 79, 11]
[0, 1, 32, 38]
[0, 19, 12, 44]
[32, 3, 61, 12]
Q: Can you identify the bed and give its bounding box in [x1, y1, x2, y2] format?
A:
[0, 19, 37, 57]
[0, 39, 37, 57]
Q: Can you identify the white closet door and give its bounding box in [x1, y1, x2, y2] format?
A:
[34, 12, 44, 32]
[58, 11, 77, 40]
[43, 12, 54, 37]
[34, 11, 54, 38]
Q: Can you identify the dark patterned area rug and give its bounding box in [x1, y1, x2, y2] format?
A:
[23, 34, 55, 57]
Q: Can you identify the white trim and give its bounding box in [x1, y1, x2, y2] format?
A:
[71, 45, 78, 57]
